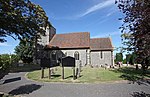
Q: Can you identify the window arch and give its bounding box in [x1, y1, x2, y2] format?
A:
[65, 52, 67, 56]
[74, 51, 79, 60]
[100, 51, 103, 59]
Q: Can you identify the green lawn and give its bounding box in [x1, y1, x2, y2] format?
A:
[0, 94, 14, 97]
[26, 66, 150, 83]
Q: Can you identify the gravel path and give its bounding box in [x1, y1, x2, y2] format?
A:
[0, 72, 150, 97]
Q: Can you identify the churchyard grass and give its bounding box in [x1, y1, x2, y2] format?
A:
[26, 66, 150, 83]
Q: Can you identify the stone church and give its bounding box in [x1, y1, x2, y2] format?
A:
[36, 25, 114, 67]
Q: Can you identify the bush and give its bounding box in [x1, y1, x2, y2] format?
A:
[0, 54, 11, 71]
[115, 53, 123, 63]
[126, 53, 137, 65]
[0, 54, 10, 79]
[123, 59, 126, 64]
[11, 54, 20, 64]
[0, 54, 19, 79]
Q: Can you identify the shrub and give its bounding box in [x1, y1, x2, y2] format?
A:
[0, 54, 11, 71]
[0, 54, 19, 79]
[115, 53, 123, 63]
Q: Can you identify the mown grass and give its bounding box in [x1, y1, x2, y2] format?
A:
[26, 66, 150, 83]
[0, 94, 14, 97]
[111, 67, 150, 81]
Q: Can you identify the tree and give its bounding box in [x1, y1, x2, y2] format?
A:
[116, 0, 150, 71]
[123, 58, 126, 64]
[0, 54, 10, 70]
[126, 53, 136, 65]
[0, 0, 50, 42]
[115, 53, 123, 63]
[126, 54, 132, 64]
[15, 39, 33, 63]
[0, 0, 52, 64]
[0, 54, 10, 79]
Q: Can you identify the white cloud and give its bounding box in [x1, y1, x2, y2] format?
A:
[106, 11, 115, 17]
[78, 0, 115, 17]
[0, 43, 11, 46]
[91, 31, 121, 38]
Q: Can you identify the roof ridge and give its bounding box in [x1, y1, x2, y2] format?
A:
[108, 37, 114, 49]
[56, 32, 90, 35]
[90, 37, 114, 51]
[90, 37, 110, 39]
[49, 34, 57, 44]
[49, 32, 90, 48]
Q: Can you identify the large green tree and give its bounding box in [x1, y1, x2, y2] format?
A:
[116, 0, 150, 70]
[15, 39, 33, 63]
[126, 53, 136, 65]
[0, 0, 50, 42]
[115, 53, 123, 62]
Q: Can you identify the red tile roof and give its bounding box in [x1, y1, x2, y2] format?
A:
[48, 32, 113, 50]
[49, 32, 90, 49]
[90, 38, 114, 50]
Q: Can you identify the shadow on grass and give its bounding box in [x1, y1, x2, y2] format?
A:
[65, 75, 83, 79]
[9, 84, 42, 95]
[41, 74, 61, 79]
[112, 67, 150, 85]
[51, 74, 61, 78]
[51, 74, 61, 79]
[65, 75, 73, 79]
[130, 91, 150, 97]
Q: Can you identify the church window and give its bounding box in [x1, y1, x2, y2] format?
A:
[74, 51, 79, 60]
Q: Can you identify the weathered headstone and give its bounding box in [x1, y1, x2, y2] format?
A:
[75, 60, 82, 78]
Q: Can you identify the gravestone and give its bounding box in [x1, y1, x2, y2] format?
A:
[75, 60, 82, 78]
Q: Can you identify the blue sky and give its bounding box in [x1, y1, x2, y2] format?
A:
[0, 0, 124, 55]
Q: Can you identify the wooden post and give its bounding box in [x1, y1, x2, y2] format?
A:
[79, 60, 82, 71]
[49, 68, 51, 79]
[41, 67, 44, 79]
[62, 67, 64, 80]
[0, 92, 4, 97]
[73, 67, 75, 80]
[76, 68, 79, 79]
[136, 65, 138, 70]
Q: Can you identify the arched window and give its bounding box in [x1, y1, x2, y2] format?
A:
[74, 51, 79, 60]
[100, 51, 103, 59]
[51, 50, 57, 60]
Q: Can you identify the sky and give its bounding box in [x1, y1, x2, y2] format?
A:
[0, 0, 124, 55]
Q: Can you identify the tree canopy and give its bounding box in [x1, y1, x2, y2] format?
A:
[116, 0, 150, 70]
[126, 53, 136, 65]
[15, 38, 33, 63]
[115, 53, 123, 63]
[0, 0, 51, 42]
